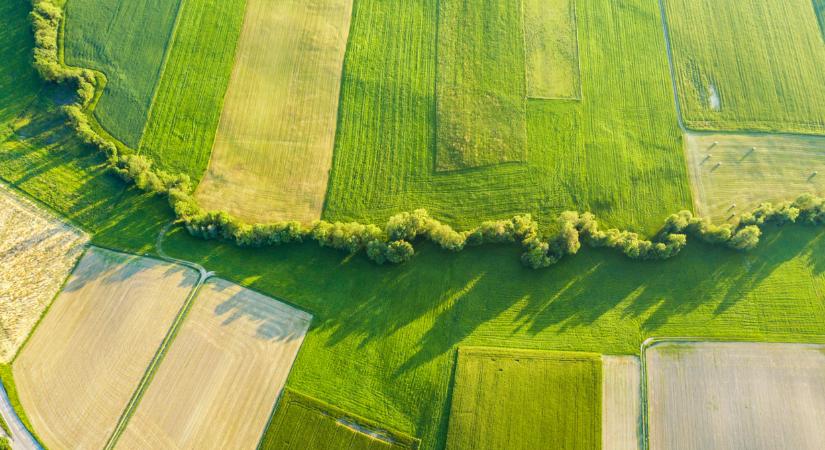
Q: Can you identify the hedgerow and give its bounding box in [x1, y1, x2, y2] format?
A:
[28, 0, 825, 268]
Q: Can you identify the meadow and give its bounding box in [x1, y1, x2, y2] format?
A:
[62, 0, 183, 147]
[446, 347, 601, 449]
[663, 0, 825, 134]
[523, 0, 580, 99]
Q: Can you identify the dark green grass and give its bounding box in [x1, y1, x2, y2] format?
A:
[435, 0, 527, 171]
[261, 390, 417, 450]
[324, 0, 691, 235]
[137, 0, 247, 182]
[63, 0, 182, 147]
[446, 348, 601, 450]
[0, 0, 40, 129]
[815, 0, 825, 40]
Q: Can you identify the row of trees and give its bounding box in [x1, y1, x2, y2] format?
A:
[28, 0, 825, 268]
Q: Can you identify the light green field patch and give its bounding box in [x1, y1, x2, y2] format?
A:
[684, 132, 825, 221]
[63, 0, 182, 147]
[523, 0, 581, 99]
[436, 0, 527, 171]
[260, 390, 417, 449]
[663, 0, 825, 134]
[195, 0, 353, 224]
[446, 347, 601, 450]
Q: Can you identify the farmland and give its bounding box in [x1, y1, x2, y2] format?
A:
[63, 0, 183, 146]
[446, 347, 601, 449]
[260, 390, 417, 450]
[0, 184, 87, 362]
[683, 131, 825, 220]
[662, 0, 825, 134]
[13, 247, 197, 449]
[195, 0, 354, 224]
[523, 0, 580, 99]
[116, 278, 311, 449]
[646, 341, 825, 450]
[601, 356, 641, 450]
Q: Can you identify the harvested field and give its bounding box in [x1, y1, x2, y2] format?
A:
[260, 390, 417, 449]
[646, 341, 825, 450]
[195, 0, 353, 224]
[523, 0, 580, 99]
[446, 347, 601, 450]
[0, 184, 87, 362]
[116, 278, 311, 449]
[13, 247, 197, 450]
[684, 131, 825, 220]
[602, 356, 641, 450]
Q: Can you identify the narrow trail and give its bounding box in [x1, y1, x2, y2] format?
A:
[0, 382, 41, 450]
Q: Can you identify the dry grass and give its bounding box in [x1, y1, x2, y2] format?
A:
[523, 0, 580, 99]
[684, 131, 825, 221]
[0, 185, 87, 362]
[13, 247, 198, 450]
[115, 278, 311, 449]
[195, 0, 353, 224]
[646, 341, 825, 450]
[601, 356, 641, 450]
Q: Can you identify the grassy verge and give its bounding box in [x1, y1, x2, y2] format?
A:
[0, 365, 38, 444]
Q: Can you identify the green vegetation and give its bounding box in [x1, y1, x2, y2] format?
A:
[816, 0, 825, 40]
[0, 365, 36, 442]
[0, 437, 10, 450]
[0, 0, 40, 128]
[62, 0, 182, 146]
[261, 390, 417, 449]
[523, 0, 580, 99]
[663, 0, 825, 134]
[435, 0, 527, 170]
[446, 347, 601, 449]
[138, 0, 246, 181]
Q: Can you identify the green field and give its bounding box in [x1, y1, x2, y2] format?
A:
[63, 0, 182, 147]
[816, 0, 825, 39]
[524, 0, 580, 99]
[663, 0, 825, 134]
[261, 390, 417, 449]
[446, 347, 601, 449]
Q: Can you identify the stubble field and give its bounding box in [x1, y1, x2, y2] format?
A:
[601, 356, 641, 450]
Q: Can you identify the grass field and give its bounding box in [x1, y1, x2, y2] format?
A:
[195, 0, 353, 224]
[260, 390, 417, 449]
[601, 356, 641, 450]
[435, 0, 527, 171]
[646, 341, 825, 450]
[137, 0, 247, 181]
[446, 347, 601, 449]
[523, 0, 580, 99]
[63, 0, 183, 147]
[684, 131, 825, 220]
[0, 0, 40, 129]
[116, 278, 311, 449]
[663, 0, 825, 134]
[14, 247, 197, 449]
[0, 184, 87, 362]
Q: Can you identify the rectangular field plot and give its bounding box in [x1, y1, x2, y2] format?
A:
[0, 184, 87, 362]
[646, 341, 825, 450]
[684, 132, 825, 220]
[446, 347, 601, 450]
[436, 0, 527, 171]
[602, 356, 641, 450]
[523, 0, 581, 99]
[663, 0, 825, 134]
[116, 278, 311, 449]
[64, 0, 183, 146]
[13, 247, 197, 450]
[195, 0, 353, 224]
[260, 390, 417, 450]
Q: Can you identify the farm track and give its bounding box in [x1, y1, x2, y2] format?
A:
[0, 382, 40, 450]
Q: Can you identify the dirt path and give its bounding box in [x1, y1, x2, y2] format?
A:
[0, 381, 41, 450]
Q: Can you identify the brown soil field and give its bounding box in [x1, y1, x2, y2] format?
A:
[602, 356, 641, 450]
[115, 278, 312, 450]
[0, 184, 88, 362]
[13, 247, 198, 450]
[646, 341, 825, 450]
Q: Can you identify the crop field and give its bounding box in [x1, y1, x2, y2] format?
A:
[435, 0, 527, 171]
[116, 278, 311, 449]
[523, 0, 580, 99]
[684, 131, 825, 220]
[446, 347, 601, 449]
[0, 184, 87, 362]
[646, 341, 825, 449]
[260, 390, 417, 449]
[601, 356, 641, 450]
[663, 0, 825, 134]
[13, 247, 197, 450]
[195, 0, 353, 224]
[63, 0, 183, 147]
